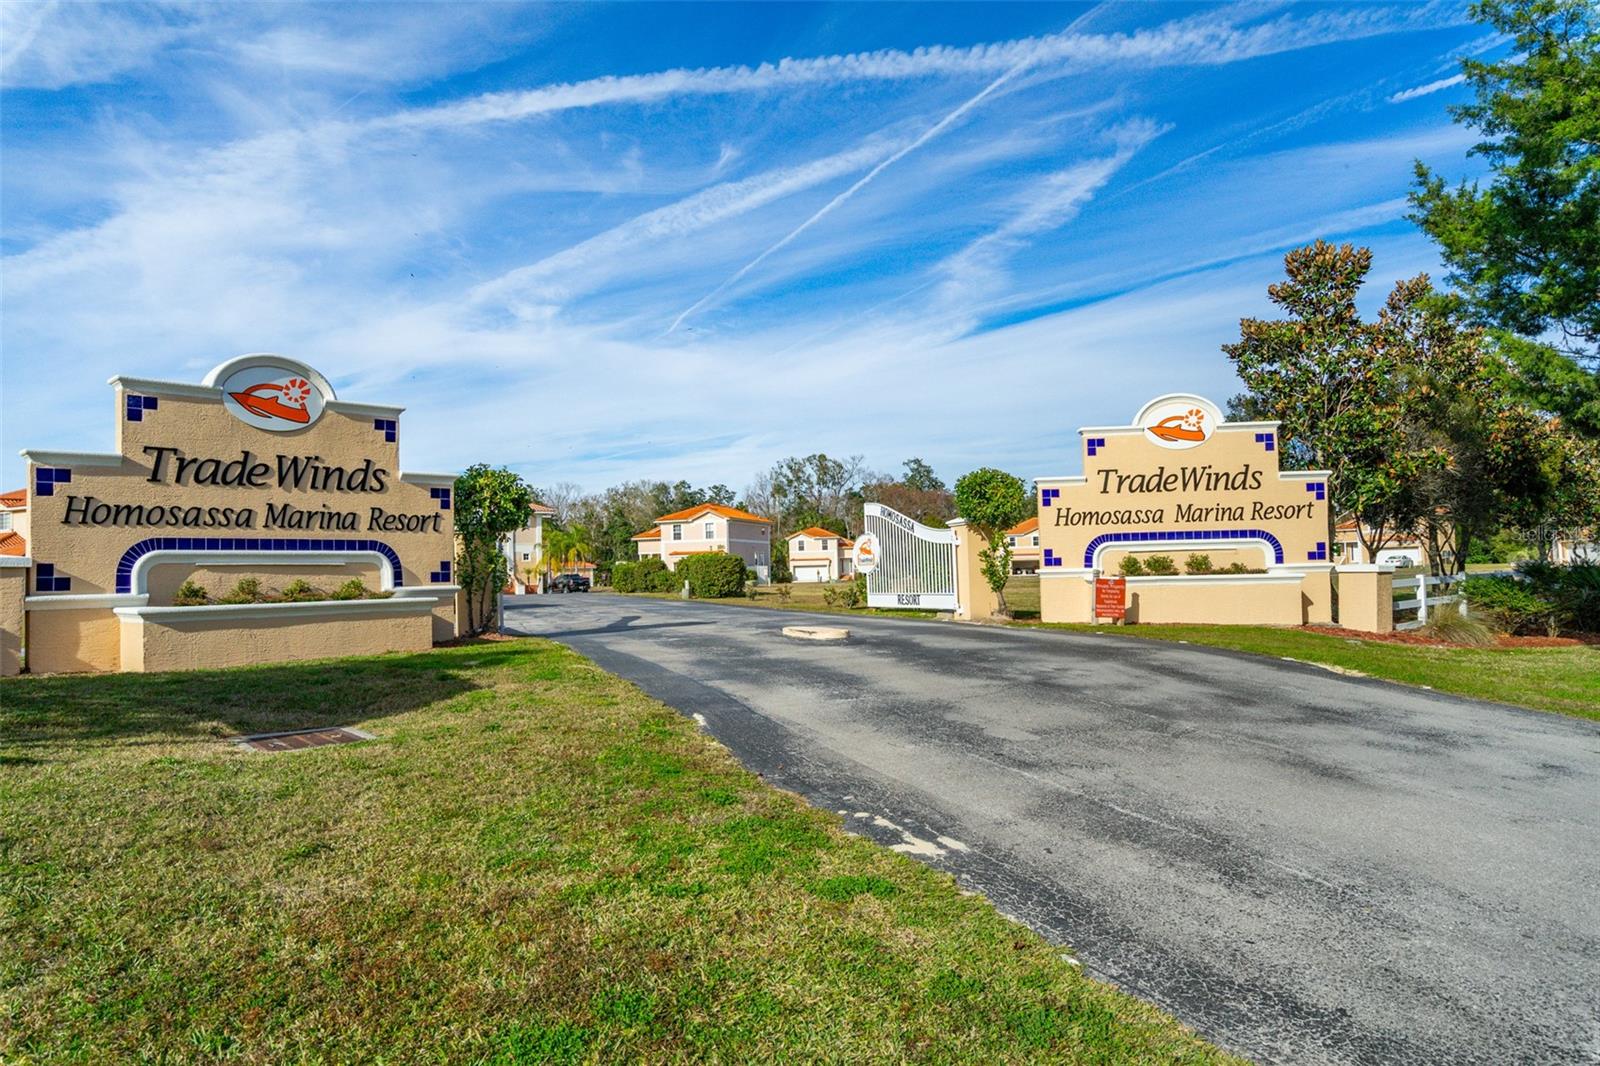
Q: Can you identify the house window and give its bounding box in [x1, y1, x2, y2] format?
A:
[796, 539, 806, 552]
[704, 521, 714, 540]
[0, 513, 10, 531]
[1031, 535, 1039, 546]
[820, 539, 829, 550]
[522, 552, 530, 561]
[1008, 536, 1016, 547]
[672, 524, 682, 541]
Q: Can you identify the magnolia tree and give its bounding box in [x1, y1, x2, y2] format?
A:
[454, 464, 532, 636]
[953, 468, 1030, 617]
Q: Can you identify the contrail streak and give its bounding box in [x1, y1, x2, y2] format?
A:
[666, 62, 1028, 334]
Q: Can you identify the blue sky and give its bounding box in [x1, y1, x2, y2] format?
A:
[1, 2, 1501, 494]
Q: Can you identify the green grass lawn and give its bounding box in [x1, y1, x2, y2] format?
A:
[1027, 623, 1599, 721]
[0, 642, 1236, 1064]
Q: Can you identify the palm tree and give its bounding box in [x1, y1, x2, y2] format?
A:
[538, 524, 595, 585]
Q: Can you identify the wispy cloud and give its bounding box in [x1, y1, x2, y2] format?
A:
[1388, 73, 1466, 103]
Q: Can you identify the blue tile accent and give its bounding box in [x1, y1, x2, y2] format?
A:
[373, 417, 397, 443]
[1083, 529, 1285, 568]
[429, 486, 451, 510]
[125, 394, 159, 422]
[1042, 548, 1062, 567]
[429, 559, 453, 583]
[1305, 481, 1326, 501]
[1040, 487, 1060, 507]
[1253, 431, 1276, 452]
[34, 467, 71, 497]
[1307, 541, 1328, 561]
[1085, 436, 1107, 457]
[113, 537, 405, 594]
[35, 562, 71, 592]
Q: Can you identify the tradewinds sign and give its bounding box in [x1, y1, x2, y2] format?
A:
[17, 354, 460, 674]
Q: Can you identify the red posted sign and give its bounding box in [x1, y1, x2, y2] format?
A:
[1094, 576, 1127, 620]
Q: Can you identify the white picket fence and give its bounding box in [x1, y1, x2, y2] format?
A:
[1393, 572, 1467, 630]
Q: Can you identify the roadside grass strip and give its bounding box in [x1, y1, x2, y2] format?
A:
[1029, 623, 1600, 722]
[0, 642, 1238, 1063]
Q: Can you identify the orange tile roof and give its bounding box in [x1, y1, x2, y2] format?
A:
[529, 501, 556, 514]
[789, 526, 844, 540]
[0, 531, 25, 557]
[631, 527, 661, 540]
[0, 488, 24, 509]
[1007, 516, 1039, 535]
[655, 503, 771, 525]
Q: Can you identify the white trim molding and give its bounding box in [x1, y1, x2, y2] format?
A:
[327, 400, 404, 418]
[18, 450, 125, 468]
[106, 376, 220, 401]
[1125, 573, 1304, 587]
[399, 471, 458, 487]
[116, 597, 434, 625]
[27, 593, 149, 611]
[126, 549, 397, 596]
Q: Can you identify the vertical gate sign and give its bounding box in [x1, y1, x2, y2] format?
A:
[861, 503, 958, 611]
[1094, 575, 1127, 620]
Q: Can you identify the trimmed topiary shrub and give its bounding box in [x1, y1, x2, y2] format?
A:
[648, 568, 680, 593]
[614, 557, 669, 594]
[677, 552, 748, 598]
[1118, 556, 1145, 577]
[1144, 555, 1178, 576]
[1184, 554, 1213, 575]
[280, 579, 324, 602]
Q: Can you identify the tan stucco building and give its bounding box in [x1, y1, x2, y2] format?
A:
[633, 504, 773, 580]
[1006, 516, 1040, 574]
[4, 354, 458, 674]
[786, 527, 854, 582]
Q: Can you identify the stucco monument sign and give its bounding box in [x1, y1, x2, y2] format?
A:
[1036, 394, 1332, 626]
[9, 354, 459, 674]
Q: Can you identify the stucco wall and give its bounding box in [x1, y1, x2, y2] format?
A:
[145, 561, 382, 605]
[28, 608, 122, 674]
[122, 602, 434, 673]
[0, 564, 26, 676]
[1126, 575, 1305, 626]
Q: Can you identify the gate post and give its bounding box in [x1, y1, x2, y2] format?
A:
[1335, 564, 1394, 633]
[948, 520, 1000, 621]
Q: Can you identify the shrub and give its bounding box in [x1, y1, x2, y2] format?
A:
[1144, 555, 1178, 576]
[1516, 560, 1600, 634]
[280, 579, 324, 603]
[776, 583, 792, 603]
[822, 578, 862, 609]
[218, 577, 263, 604]
[614, 557, 668, 594]
[1221, 562, 1253, 574]
[1184, 554, 1213, 575]
[1118, 556, 1145, 577]
[173, 580, 210, 606]
[677, 553, 748, 598]
[330, 578, 376, 600]
[1464, 574, 1558, 635]
[648, 568, 680, 594]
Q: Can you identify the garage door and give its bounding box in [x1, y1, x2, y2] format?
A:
[793, 565, 828, 582]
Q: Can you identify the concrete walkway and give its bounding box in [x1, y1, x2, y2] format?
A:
[505, 593, 1600, 1065]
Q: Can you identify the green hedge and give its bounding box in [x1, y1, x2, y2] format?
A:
[1464, 574, 1557, 635]
[676, 552, 748, 598]
[613, 557, 669, 594]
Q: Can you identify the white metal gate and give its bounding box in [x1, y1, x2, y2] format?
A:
[861, 503, 958, 611]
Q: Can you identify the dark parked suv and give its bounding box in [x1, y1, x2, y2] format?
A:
[549, 573, 591, 593]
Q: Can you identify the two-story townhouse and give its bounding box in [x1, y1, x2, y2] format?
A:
[786, 527, 854, 582]
[631, 526, 662, 560]
[503, 500, 558, 593]
[640, 504, 773, 580]
[1005, 516, 1040, 574]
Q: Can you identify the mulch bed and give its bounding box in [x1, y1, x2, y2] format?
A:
[1304, 625, 1595, 648]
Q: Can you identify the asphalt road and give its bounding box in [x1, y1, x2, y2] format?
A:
[504, 593, 1600, 1065]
